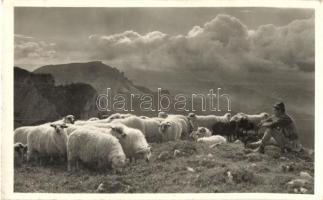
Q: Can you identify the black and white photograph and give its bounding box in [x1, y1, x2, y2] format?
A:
[1, 0, 322, 199]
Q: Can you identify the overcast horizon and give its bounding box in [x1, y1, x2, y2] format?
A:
[14, 7, 314, 74]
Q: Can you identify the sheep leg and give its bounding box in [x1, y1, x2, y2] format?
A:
[18, 153, 24, 166]
[67, 162, 72, 172]
[27, 148, 37, 164]
[255, 127, 259, 136]
[67, 157, 76, 172]
[28, 150, 40, 166]
[49, 156, 54, 164]
[38, 154, 43, 166]
[75, 160, 79, 171]
[26, 150, 32, 163]
[67, 152, 73, 171]
[97, 159, 105, 170]
[61, 155, 66, 163]
[234, 127, 240, 142]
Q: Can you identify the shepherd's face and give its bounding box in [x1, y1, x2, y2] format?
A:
[273, 108, 281, 117]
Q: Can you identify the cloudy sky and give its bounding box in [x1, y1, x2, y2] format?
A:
[14, 7, 314, 73]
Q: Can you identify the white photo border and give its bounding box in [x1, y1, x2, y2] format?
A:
[1, 1, 322, 200]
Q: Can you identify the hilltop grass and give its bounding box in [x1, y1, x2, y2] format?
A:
[14, 140, 314, 193]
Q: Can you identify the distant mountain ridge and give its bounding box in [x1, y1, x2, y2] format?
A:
[33, 61, 152, 95]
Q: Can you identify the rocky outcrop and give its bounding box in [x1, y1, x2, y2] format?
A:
[14, 67, 99, 128]
[14, 67, 59, 126]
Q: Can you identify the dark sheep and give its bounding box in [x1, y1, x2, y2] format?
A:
[212, 121, 237, 142]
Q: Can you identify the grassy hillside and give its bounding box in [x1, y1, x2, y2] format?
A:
[14, 140, 314, 193]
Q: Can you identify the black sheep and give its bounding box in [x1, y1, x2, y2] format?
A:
[212, 121, 237, 142]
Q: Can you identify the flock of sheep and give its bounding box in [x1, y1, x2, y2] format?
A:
[13, 111, 270, 172]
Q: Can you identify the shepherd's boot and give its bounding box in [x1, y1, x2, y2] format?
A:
[252, 142, 265, 154]
[246, 140, 262, 149]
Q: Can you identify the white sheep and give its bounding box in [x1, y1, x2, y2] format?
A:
[158, 119, 182, 142]
[141, 118, 163, 143]
[76, 116, 142, 130]
[67, 127, 126, 171]
[74, 120, 91, 126]
[85, 116, 164, 143]
[14, 114, 75, 145]
[101, 113, 134, 123]
[66, 123, 127, 142]
[139, 116, 149, 119]
[189, 127, 212, 141]
[111, 123, 152, 163]
[14, 126, 32, 145]
[76, 116, 167, 143]
[158, 111, 168, 118]
[187, 112, 231, 131]
[110, 116, 146, 134]
[74, 117, 114, 125]
[168, 115, 191, 138]
[230, 112, 269, 125]
[88, 117, 99, 121]
[158, 112, 191, 138]
[64, 124, 86, 135]
[27, 123, 68, 165]
[151, 117, 164, 123]
[197, 135, 227, 146]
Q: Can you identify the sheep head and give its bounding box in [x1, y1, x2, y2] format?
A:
[199, 127, 206, 133]
[261, 112, 270, 119]
[187, 112, 197, 119]
[108, 113, 122, 121]
[230, 113, 245, 122]
[158, 111, 168, 118]
[190, 127, 210, 140]
[14, 143, 27, 156]
[224, 113, 232, 121]
[64, 115, 75, 124]
[111, 154, 126, 169]
[135, 146, 152, 163]
[50, 123, 68, 135]
[189, 131, 199, 140]
[110, 124, 126, 138]
[187, 113, 199, 131]
[159, 122, 171, 133]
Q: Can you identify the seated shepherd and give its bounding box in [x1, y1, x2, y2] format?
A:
[248, 102, 303, 154]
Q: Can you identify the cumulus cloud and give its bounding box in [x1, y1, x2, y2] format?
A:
[251, 18, 314, 72]
[88, 30, 168, 60]
[14, 14, 314, 73]
[15, 34, 57, 65]
[86, 14, 314, 73]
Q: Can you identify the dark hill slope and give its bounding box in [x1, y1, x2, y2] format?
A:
[14, 67, 98, 127]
